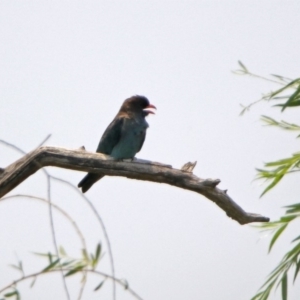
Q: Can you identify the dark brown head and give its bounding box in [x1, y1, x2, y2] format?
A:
[119, 95, 156, 116]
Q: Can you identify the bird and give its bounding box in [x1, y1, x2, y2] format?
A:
[78, 95, 156, 193]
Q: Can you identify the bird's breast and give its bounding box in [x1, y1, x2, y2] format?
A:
[110, 117, 148, 159]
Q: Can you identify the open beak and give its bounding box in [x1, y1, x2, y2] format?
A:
[143, 104, 157, 114]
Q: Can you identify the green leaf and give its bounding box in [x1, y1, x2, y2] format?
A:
[48, 252, 53, 264]
[268, 78, 300, 99]
[269, 224, 288, 252]
[60, 260, 75, 267]
[30, 276, 37, 288]
[284, 242, 300, 260]
[94, 280, 105, 291]
[285, 203, 300, 213]
[260, 173, 284, 197]
[95, 243, 101, 263]
[274, 100, 300, 108]
[238, 60, 248, 72]
[281, 84, 300, 111]
[261, 116, 300, 131]
[42, 258, 60, 272]
[281, 273, 287, 300]
[292, 235, 300, 243]
[279, 215, 297, 223]
[3, 291, 17, 298]
[59, 246, 67, 256]
[64, 265, 85, 277]
[293, 259, 300, 283]
[82, 249, 89, 262]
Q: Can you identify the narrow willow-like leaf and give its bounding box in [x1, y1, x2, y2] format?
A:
[261, 116, 300, 131]
[30, 276, 37, 288]
[282, 84, 300, 111]
[94, 280, 105, 291]
[268, 78, 300, 99]
[285, 203, 300, 213]
[95, 243, 101, 263]
[60, 260, 75, 267]
[293, 259, 300, 283]
[281, 273, 288, 300]
[279, 215, 297, 223]
[260, 174, 284, 197]
[291, 235, 300, 243]
[3, 291, 17, 297]
[238, 60, 248, 72]
[275, 100, 300, 108]
[59, 246, 67, 256]
[64, 265, 85, 277]
[82, 249, 89, 262]
[42, 258, 60, 272]
[284, 242, 300, 260]
[269, 224, 288, 252]
[48, 252, 53, 264]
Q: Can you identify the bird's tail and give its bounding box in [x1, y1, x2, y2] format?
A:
[78, 173, 104, 193]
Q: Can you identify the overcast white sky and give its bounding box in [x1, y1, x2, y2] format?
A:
[1, 1, 300, 300]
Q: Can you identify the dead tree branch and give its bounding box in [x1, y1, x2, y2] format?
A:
[0, 146, 269, 225]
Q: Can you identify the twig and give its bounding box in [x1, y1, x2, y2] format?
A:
[0, 146, 270, 225]
[0, 268, 144, 300]
[51, 175, 116, 300]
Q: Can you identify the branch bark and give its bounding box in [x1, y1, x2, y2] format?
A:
[0, 146, 269, 225]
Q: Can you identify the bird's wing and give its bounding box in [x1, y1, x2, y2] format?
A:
[136, 130, 146, 153]
[96, 116, 125, 154]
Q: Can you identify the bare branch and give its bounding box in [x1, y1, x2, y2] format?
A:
[0, 146, 269, 225]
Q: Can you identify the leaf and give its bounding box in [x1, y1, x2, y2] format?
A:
[285, 203, 300, 213]
[271, 74, 292, 82]
[3, 291, 17, 298]
[238, 60, 248, 72]
[268, 78, 300, 99]
[281, 84, 300, 111]
[292, 235, 300, 243]
[60, 260, 75, 267]
[95, 243, 101, 264]
[64, 265, 85, 277]
[94, 280, 105, 291]
[261, 116, 300, 131]
[279, 215, 297, 223]
[284, 242, 300, 260]
[260, 173, 284, 197]
[42, 258, 60, 272]
[281, 273, 288, 300]
[48, 252, 53, 264]
[30, 276, 37, 288]
[82, 249, 89, 262]
[293, 259, 300, 283]
[59, 246, 67, 256]
[274, 100, 300, 108]
[269, 224, 288, 252]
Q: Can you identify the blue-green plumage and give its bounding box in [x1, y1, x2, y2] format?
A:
[78, 95, 156, 193]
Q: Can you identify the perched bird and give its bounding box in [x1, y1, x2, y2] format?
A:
[78, 95, 156, 193]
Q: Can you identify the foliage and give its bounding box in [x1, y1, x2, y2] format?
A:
[0, 140, 143, 300]
[235, 62, 300, 300]
[0, 244, 105, 300]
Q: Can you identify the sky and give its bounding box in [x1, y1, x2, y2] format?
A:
[0, 1, 300, 300]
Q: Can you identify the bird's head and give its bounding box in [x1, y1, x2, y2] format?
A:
[120, 95, 156, 116]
